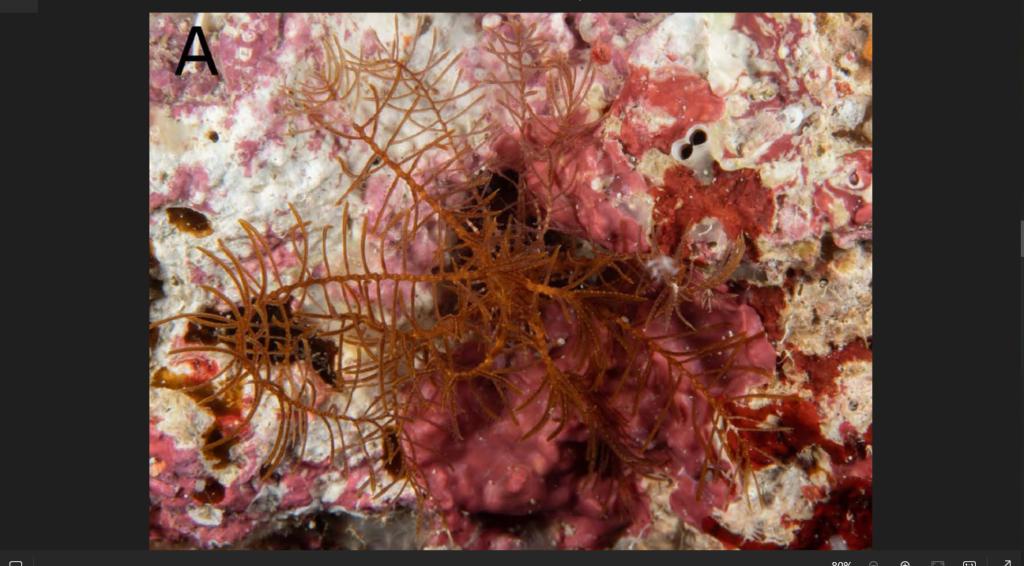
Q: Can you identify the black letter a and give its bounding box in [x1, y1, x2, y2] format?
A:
[175, 26, 218, 76]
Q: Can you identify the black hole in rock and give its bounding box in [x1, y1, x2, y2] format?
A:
[193, 479, 225, 504]
[680, 144, 693, 160]
[185, 312, 220, 345]
[207, 131, 219, 142]
[259, 464, 283, 481]
[483, 169, 520, 228]
[819, 232, 838, 266]
[418, 15, 432, 36]
[454, 169, 522, 270]
[690, 129, 707, 145]
[150, 273, 165, 303]
[213, 300, 312, 365]
[471, 512, 552, 546]
[149, 238, 165, 306]
[202, 428, 239, 470]
[306, 337, 338, 386]
[382, 427, 404, 478]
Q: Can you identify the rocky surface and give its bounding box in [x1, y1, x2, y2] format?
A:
[149, 12, 872, 550]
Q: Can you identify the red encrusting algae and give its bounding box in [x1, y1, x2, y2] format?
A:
[652, 163, 776, 253]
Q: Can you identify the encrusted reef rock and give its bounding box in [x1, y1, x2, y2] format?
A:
[150, 12, 871, 550]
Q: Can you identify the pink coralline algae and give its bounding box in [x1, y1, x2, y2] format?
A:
[611, 65, 726, 158]
[522, 136, 653, 253]
[149, 164, 212, 214]
[150, 12, 872, 550]
[404, 295, 773, 549]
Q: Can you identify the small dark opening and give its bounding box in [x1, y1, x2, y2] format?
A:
[418, 15, 433, 36]
[382, 427, 404, 478]
[150, 238, 165, 306]
[680, 144, 694, 160]
[819, 232, 838, 266]
[483, 169, 520, 228]
[449, 170, 519, 272]
[258, 464, 283, 482]
[306, 337, 338, 386]
[202, 428, 240, 470]
[207, 131, 219, 142]
[185, 318, 219, 345]
[193, 479, 226, 504]
[150, 272, 165, 303]
[167, 207, 213, 237]
[149, 238, 160, 269]
[214, 300, 312, 365]
[690, 129, 707, 146]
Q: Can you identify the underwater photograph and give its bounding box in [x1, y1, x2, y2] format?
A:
[148, 12, 873, 550]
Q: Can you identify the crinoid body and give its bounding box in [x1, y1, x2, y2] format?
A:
[151, 13, 870, 551]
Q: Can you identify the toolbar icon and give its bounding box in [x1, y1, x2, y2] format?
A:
[965, 561, 977, 566]
[932, 562, 945, 566]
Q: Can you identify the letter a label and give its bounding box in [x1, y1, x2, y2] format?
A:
[175, 26, 218, 76]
